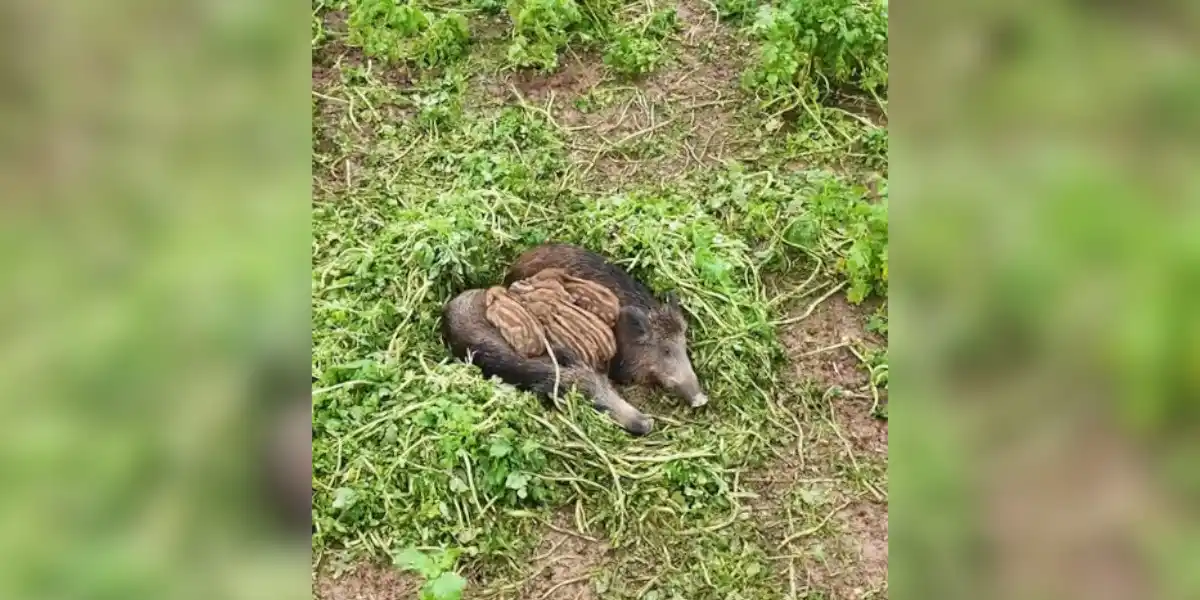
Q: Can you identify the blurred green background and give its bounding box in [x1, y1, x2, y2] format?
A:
[0, 1, 311, 600]
[893, 1, 1199, 599]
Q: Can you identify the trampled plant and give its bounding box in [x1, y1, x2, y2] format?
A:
[704, 166, 889, 304]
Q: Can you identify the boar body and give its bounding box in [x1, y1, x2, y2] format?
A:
[442, 288, 654, 435]
[505, 243, 708, 407]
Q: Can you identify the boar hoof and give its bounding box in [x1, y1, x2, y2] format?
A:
[688, 393, 709, 408]
[627, 416, 654, 436]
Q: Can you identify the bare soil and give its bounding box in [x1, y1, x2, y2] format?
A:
[781, 294, 883, 392]
[512, 55, 609, 103]
[517, 514, 610, 600]
[314, 562, 421, 600]
[749, 293, 889, 600]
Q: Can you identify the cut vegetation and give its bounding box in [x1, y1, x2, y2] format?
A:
[312, 0, 888, 598]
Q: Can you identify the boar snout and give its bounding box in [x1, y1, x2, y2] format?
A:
[663, 362, 707, 408]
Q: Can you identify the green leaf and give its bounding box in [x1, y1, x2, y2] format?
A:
[394, 547, 435, 577]
[489, 438, 513, 458]
[331, 487, 356, 510]
[426, 571, 467, 600]
[505, 472, 530, 490]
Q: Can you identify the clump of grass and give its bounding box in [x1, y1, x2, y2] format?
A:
[505, 0, 584, 71]
[854, 124, 889, 174]
[505, 0, 678, 75]
[742, 101, 887, 175]
[741, 0, 888, 110]
[714, 0, 761, 23]
[416, 13, 472, 67]
[602, 30, 665, 76]
[346, 0, 471, 67]
[602, 8, 679, 77]
[469, 0, 506, 14]
[702, 166, 888, 304]
[428, 106, 569, 201]
[348, 0, 429, 59]
[395, 548, 468, 600]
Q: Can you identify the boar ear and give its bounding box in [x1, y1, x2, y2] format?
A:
[618, 306, 651, 340]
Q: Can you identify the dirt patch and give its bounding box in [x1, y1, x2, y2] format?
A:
[747, 465, 888, 600]
[518, 515, 610, 600]
[641, 0, 749, 128]
[833, 395, 888, 456]
[576, 0, 752, 189]
[312, 26, 420, 195]
[812, 500, 889, 599]
[743, 289, 888, 599]
[842, 501, 888, 580]
[781, 294, 882, 392]
[749, 458, 889, 600]
[465, 0, 755, 191]
[513, 56, 608, 103]
[314, 11, 413, 87]
[315, 562, 422, 600]
[779, 292, 887, 457]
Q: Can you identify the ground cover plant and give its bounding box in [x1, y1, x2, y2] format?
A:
[313, 0, 888, 598]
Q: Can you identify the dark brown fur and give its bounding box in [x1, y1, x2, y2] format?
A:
[442, 288, 653, 435]
[505, 243, 708, 407]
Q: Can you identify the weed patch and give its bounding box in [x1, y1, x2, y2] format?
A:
[741, 0, 888, 111]
[602, 8, 679, 77]
[345, 0, 471, 67]
[703, 167, 888, 303]
[506, 0, 585, 70]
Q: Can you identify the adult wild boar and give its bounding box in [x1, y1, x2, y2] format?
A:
[442, 288, 655, 435]
[504, 243, 708, 408]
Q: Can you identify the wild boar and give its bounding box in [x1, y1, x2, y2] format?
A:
[504, 243, 708, 407]
[442, 288, 654, 435]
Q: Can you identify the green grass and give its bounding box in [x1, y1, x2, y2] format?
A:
[740, 0, 888, 109]
[314, 0, 887, 597]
